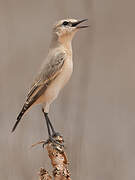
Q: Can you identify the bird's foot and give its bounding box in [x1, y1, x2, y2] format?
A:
[42, 134, 64, 148]
[52, 131, 63, 139]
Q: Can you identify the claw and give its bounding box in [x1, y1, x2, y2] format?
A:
[52, 132, 64, 142]
[42, 140, 49, 148]
[42, 136, 64, 147]
[31, 133, 64, 149]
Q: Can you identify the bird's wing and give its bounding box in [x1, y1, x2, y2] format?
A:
[11, 51, 67, 132]
[27, 51, 67, 101]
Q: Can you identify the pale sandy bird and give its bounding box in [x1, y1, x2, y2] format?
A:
[12, 18, 88, 144]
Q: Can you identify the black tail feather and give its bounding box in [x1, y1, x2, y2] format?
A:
[12, 84, 48, 133]
[11, 104, 28, 132]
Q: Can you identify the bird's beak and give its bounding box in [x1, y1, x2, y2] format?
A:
[72, 19, 89, 29]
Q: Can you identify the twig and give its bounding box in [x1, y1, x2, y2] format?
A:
[38, 168, 52, 180]
[33, 136, 71, 180]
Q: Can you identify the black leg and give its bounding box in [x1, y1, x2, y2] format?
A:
[45, 113, 55, 135]
[44, 111, 62, 137]
[47, 114, 62, 138]
[45, 114, 51, 136]
[42, 109, 64, 146]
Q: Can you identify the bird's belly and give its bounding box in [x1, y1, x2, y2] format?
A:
[43, 58, 73, 103]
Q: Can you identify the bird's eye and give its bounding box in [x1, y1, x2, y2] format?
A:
[62, 21, 69, 26]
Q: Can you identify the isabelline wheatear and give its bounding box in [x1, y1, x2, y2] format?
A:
[12, 18, 88, 144]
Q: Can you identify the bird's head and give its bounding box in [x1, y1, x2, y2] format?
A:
[53, 19, 88, 43]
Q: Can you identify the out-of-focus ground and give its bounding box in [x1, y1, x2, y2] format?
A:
[1, 0, 135, 180]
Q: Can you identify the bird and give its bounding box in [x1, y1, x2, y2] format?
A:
[12, 18, 88, 144]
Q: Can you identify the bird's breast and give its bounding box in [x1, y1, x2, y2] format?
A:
[54, 56, 73, 90]
[41, 56, 73, 104]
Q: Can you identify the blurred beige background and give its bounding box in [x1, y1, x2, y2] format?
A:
[1, 0, 135, 179]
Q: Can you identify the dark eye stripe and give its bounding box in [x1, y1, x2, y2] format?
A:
[63, 21, 69, 26]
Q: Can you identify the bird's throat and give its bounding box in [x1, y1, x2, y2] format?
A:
[58, 35, 72, 55]
[50, 33, 72, 55]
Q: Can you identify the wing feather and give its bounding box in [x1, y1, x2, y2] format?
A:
[12, 51, 66, 132]
[27, 51, 66, 101]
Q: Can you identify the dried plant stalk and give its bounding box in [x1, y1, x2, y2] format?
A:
[38, 168, 52, 180]
[37, 136, 71, 180]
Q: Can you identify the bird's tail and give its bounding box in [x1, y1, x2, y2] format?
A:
[12, 103, 30, 132]
[12, 84, 47, 132]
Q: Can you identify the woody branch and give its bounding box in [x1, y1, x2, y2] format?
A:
[35, 135, 71, 180]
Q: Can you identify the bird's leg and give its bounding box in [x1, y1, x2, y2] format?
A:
[45, 113, 63, 138]
[45, 113, 51, 137]
[46, 114, 62, 138]
[45, 113, 55, 135]
[42, 109, 64, 146]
